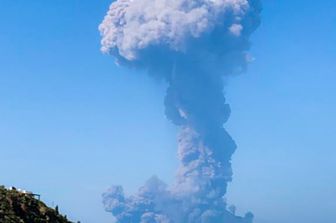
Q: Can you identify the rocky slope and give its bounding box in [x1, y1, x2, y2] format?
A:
[0, 186, 74, 223]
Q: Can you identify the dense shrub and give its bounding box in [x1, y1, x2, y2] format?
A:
[0, 186, 74, 223]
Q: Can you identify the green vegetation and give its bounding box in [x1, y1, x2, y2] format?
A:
[0, 186, 74, 223]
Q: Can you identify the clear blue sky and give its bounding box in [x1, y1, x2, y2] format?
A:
[0, 1, 335, 223]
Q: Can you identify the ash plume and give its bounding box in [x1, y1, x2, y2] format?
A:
[99, 0, 261, 222]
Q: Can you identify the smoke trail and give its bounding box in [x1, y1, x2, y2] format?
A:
[99, 0, 261, 222]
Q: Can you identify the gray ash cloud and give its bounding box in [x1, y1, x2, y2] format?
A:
[99, 0, 261, 222]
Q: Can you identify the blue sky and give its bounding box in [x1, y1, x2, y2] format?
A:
[0, 1, 335, 223]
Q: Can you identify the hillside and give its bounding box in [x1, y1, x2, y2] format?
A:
[0, 186, 74, 223]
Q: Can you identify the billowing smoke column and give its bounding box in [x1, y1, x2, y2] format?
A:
[99, 0, 261, 222]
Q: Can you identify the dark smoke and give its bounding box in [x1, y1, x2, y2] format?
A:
[99, 0, 261, 222]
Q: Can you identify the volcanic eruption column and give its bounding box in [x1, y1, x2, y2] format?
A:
[99, 0, 261, 222]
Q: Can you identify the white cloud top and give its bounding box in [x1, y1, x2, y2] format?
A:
[99, 0, 250, 60]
